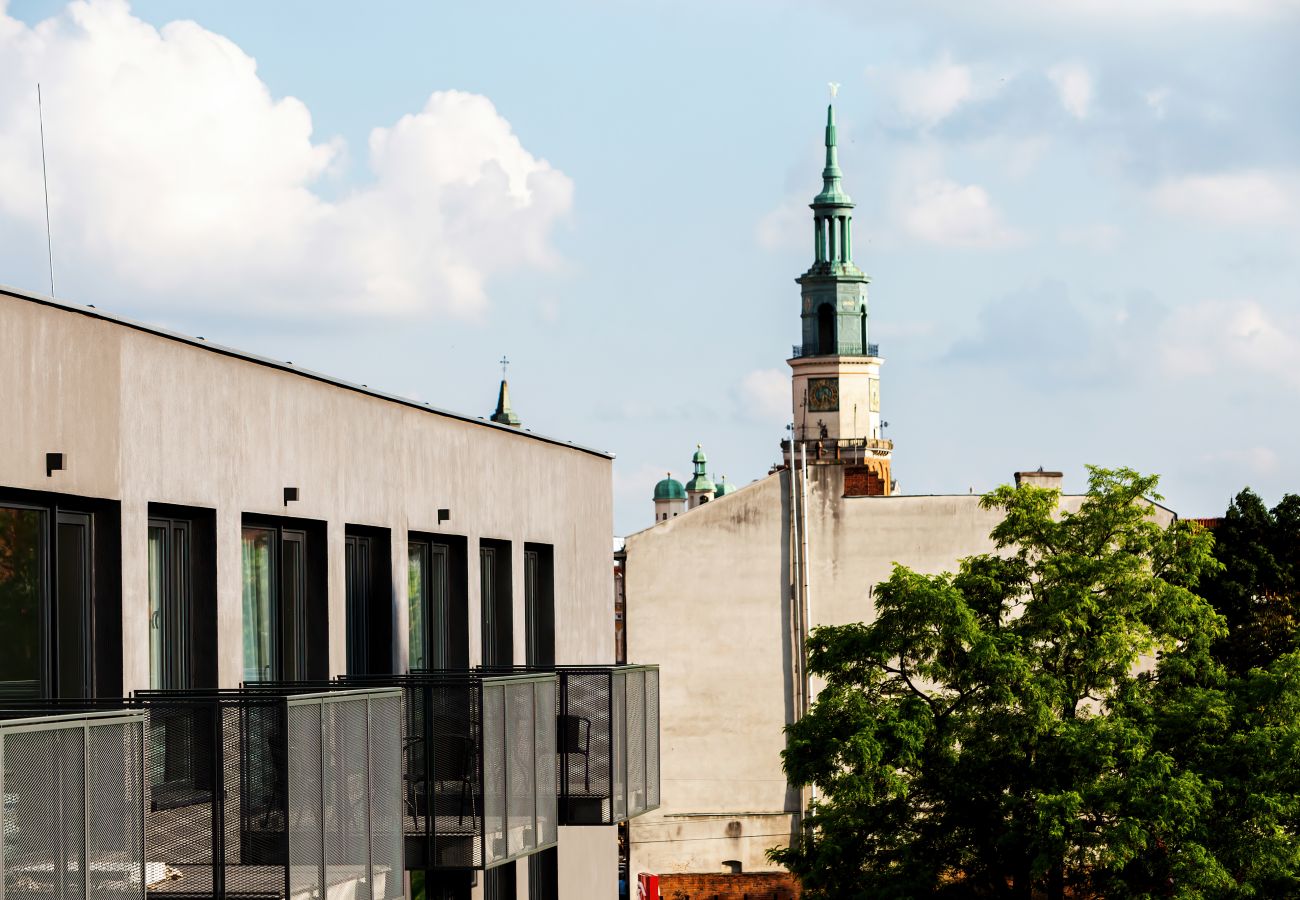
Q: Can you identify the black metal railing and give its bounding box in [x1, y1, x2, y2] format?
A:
[790, 342, 879, 358]
[0, 708, 148, 900]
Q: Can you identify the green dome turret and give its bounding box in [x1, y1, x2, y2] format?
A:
[714, 475, 737, 498]
[685, 444, 715, 494]
[653, 473, 686, 501]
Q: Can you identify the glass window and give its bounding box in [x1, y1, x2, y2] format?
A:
[480, 543, 512, 669]
[149, 519, 193, 689]
[56, 513, 92, 699]
[408, 541, 428, 671]
[0, 505, 46, 698]
[241, 526, 277, 682]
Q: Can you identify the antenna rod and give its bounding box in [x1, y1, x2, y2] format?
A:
[37, 83, 55, 298]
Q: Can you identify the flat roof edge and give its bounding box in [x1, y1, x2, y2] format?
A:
[1, 283, 613, 461]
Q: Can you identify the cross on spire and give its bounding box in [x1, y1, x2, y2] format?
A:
[499, 355, 510, 378]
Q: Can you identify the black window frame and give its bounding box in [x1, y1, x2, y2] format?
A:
[345, 525, 393, 675]
[147, 503, 218, 690]
[0, 487, 121, 700]
[524, 543, 555, 669]
[479, 539, 513, 669]
[240, 513, 327, 683]
[408, 532, 470, 671]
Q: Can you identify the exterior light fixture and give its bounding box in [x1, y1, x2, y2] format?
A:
[283, 487, 299, 507]
[46, 452, 64, 477]
[437, 508, 450, 524]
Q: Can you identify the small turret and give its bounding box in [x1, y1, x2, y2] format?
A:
[653, 473, 686, 523]
[685, 445, 716, 509]
[714, 475, 738, 499]
[491, 378, 521, 427]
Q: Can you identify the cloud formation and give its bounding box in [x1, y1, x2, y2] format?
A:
[0, 0, 572, 319]
[902, 178, 1021, 248]
[1148, 170, 1300, 227]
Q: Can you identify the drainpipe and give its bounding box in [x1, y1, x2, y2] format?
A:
[799, 443, 815, 810]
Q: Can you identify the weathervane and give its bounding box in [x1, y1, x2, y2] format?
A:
[828, 82, 840, 99]
[499, 355, 510, 378]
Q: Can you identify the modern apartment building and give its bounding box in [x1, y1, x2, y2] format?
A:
[0, 282, 655, 899]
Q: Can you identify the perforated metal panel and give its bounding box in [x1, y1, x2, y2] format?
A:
[555, 666, 661, 826]
[365, 693, 403, 900]
[1, 711, 146, 900]
[644, 668, 661, 811]
[286, 702, 323, 900]
[532, 681, 557, 851]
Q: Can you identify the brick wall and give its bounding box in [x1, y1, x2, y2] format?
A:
[656, 872, 802, 900]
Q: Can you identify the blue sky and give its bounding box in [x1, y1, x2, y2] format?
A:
[2, 0, 1298, 536]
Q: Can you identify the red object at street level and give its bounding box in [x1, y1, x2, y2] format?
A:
[637, 873, 660, 900]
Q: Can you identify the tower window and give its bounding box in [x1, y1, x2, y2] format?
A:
[817, 303, 835, 355]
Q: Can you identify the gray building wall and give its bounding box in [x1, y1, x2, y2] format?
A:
[0, 287, 618, 899]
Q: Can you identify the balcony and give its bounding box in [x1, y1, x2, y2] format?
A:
[337, 672, 558, 871]
[556, 665, 660, 826]
[790, 342, 879, 359]
[132, 687, 404, 900]
[0, 708, 148, 900]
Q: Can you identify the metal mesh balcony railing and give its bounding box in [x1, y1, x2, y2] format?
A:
[335, 672, 558, 871]
[134, 687, 403, 900]
[556, 665, 660, 826]
[0, 709, 148, 900]
[7, 689, 403, 900]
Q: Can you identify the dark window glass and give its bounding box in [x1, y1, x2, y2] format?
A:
[480, 543, 512, 668]
[345, 534, 371, 674]
[148, 518, 193, 689]
[484, 863, 516, 900]
[528, 847, 558, 900]
[0, 505, 46, 698]
[524, 545, 554, 668]
[56, 512, 92, 699]
[282, 529, 309, 680]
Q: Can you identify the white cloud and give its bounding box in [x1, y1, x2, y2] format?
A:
[1160, 299, 1300, 391]
[739, 368, 791, 424]
[890, 56, 975, 126]
[1149, 170, 1299, 227]
[0, 0, 572, 319]
[902, 178, 1022, 248]
[1047, 63, 1094, 119]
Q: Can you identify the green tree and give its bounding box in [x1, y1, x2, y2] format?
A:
[1201, 488, 1300, 675]
[769, 467, 1289, 898]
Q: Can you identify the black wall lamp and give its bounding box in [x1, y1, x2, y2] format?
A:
[438, 508, 450, 524]
[283, 487, 299, 507]
[46, 452, 64, 477]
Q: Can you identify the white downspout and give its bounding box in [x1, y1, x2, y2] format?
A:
[799, 443, 815, 809]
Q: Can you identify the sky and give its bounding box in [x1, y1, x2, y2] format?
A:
[1, 0, 1298, 537]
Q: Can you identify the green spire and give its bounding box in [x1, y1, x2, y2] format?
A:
[491, 379, 520, 427]
[813, 103, 852, 207]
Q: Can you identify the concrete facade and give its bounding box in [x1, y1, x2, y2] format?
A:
[622, 463, 1164, 880]
[0, 285, 618, 899]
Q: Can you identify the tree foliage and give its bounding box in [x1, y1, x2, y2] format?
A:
[771, 467, 1300, 899]
[1201, 488, 1300, 674]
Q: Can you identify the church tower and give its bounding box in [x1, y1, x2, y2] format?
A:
[785, 96, 893, 494]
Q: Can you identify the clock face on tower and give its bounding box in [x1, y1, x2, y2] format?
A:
[808, 377, 839, 412]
